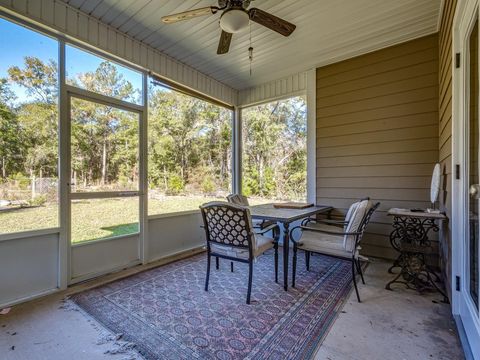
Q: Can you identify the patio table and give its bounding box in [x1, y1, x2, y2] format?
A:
[249, 203, 333, 291]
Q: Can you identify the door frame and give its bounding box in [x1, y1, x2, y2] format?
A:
[452, 0, 480, 355]
[62, 83, 147, 285]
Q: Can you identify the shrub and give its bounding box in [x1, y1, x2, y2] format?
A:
[29, 194, 47, 207]
[10, 172, 30, 189]
[167, 174, 184, 195]
[201, 176, 215, 194]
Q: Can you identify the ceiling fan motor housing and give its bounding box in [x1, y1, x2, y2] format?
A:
[220, 8, 250, 33]
[219, 0, 251, 9]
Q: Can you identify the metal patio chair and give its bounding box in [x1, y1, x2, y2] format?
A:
[290, 200, 380, 302]
[200, 201, 279, 304]
[300, 197, 370, 231]
[226, 193, 278, 232]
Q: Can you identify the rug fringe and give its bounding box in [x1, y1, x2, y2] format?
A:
[59, 297, 143, 360]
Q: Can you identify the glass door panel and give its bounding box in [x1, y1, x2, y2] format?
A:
[70, 197, 139, 244]
[468, 20, 480, 309]
[70, 98, 139, 193]
[69, 95, 141, 245]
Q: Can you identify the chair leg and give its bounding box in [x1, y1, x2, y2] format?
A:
[274, 242, 279, 283]
[305, 251, 310, 271]
[351, 259, 361, 302]
[247, 261, 253, 304]
[205, 254, 211, 292]
[230, 261, 234, 273]
[216, 256, 219, 270]
[292, 245, 298, 288]
[356, 259, 365, 285]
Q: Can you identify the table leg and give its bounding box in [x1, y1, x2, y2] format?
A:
[283, 222, 290, 291]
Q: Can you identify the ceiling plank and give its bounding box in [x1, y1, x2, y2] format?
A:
[59, 0, 442, 89]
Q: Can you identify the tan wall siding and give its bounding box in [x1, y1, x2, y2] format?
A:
[316, 34, 439, 260]
[438, 0, 457, 300]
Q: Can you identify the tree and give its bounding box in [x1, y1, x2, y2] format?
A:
[71, 62, 138, 187]
[242, 97, 307, 200]
[148, 85, 232, 195]
[8, 58, 58, 180]
[3, 55, 305, 202]
[0, 94, 23, 178]
[8, 57, 57, 105]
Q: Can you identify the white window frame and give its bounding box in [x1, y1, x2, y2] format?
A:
[237, 91, 312, 202]
[452, 0, 480, 355]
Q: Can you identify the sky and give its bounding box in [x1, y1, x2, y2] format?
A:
[0, 17, 143, 105]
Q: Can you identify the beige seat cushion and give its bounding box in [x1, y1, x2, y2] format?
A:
[210, 233, 274, 260]
[297, 231, 352, 259]
[254, 234, 275, 257]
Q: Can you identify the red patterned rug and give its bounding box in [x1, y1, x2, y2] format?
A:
[72, 250, 356, 359]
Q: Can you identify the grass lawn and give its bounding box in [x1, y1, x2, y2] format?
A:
[1, 196, 273, 243]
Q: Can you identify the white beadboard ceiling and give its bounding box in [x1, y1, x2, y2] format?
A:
[61, 0, 442, 90]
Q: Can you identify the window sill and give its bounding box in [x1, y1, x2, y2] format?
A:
[148, 210, 200, 220]
[0, 227, 61, 243]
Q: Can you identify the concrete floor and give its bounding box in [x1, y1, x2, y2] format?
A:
[0, 257, 464, 360]
[315, 259, 464, 360]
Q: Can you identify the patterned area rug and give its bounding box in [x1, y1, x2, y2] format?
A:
[72, 250, 356, 360]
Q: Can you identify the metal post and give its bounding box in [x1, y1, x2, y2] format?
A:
[233, 107, 242, 194]
[58, 40, 70, 289]
[139, 73, 149, 264]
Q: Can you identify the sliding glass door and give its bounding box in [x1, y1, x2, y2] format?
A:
[455, 1, 480, 354]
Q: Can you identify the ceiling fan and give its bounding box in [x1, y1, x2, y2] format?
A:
[161, 0, 296, 55]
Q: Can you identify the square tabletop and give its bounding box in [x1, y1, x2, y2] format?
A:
[249, 203, 333, 223]
[387, 208, 447, 220]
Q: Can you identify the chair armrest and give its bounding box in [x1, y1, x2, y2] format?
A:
[302, 218, 347, 227]
[300, 225, 361, 236]
[301, 217, 316, 226]
[256, 223, 279, 235]
[315, 219, 348, 225]
[253, 219, 276, 229]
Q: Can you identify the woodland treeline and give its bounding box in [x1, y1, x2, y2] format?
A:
[0, 56, 306, 202]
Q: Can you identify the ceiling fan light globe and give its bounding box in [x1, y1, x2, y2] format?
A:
[220, 9, 250, 33]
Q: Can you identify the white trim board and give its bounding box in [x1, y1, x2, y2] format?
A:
[451, 0, 480, 357]
[238, 71, 308, 108]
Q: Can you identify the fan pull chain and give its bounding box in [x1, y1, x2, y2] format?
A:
[249, 22, 253, 76]
[249, 47, 253, 76]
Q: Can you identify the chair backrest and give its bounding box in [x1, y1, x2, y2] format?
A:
[344, 197, 370, 227]
[343, 200, 380, 252]
[200, 201, 255, 251]
[357, 202, 380, 238]
[227, 193, 250, 206]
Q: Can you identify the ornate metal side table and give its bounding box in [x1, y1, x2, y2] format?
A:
[385, 208, 448, 302]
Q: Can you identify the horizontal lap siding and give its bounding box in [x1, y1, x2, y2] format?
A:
[438, 0, 456, 301]
[316, 34, 439, 260]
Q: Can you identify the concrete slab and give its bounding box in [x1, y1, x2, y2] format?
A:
[315, 259, 464, 360]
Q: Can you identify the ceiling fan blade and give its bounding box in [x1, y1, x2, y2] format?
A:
[217, 31, 233, 55]
[162, 7, 215, 24]
[249, 8, 296, 37]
